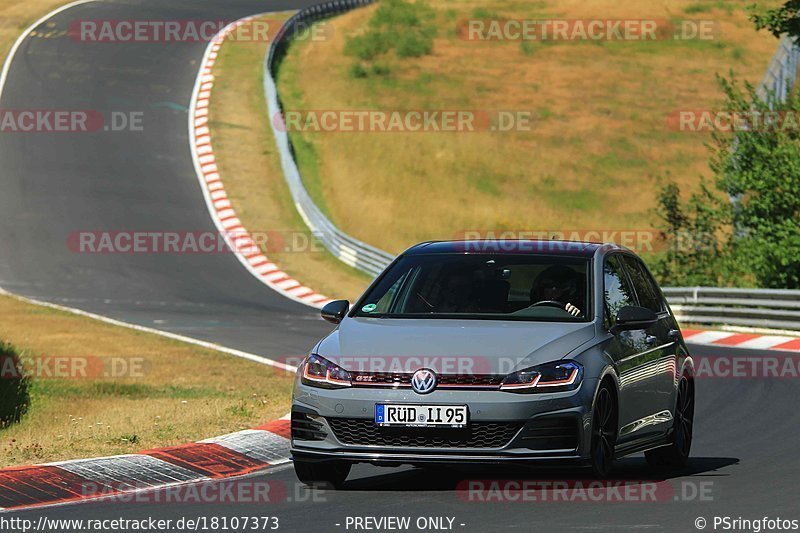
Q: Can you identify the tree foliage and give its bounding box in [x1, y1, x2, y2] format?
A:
[655, 74, 800, 288]
[345, 0, 437, 71]
[749, 0, 800, 41]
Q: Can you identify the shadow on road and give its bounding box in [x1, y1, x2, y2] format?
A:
[336, 456, 739, 491]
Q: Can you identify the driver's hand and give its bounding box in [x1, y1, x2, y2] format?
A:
[565, 303, 581, 316]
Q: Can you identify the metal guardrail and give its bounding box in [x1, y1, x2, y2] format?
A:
[264, 6, 800, 332]
[264, 0, 394, 279]
[664, 287, 800, 331]
[757, 35, 800, 102]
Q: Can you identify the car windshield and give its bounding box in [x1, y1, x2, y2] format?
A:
[353, 254, 591, 321]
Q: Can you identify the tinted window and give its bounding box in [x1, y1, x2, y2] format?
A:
[603, 254, 636, 326]
[354, 254, 591, 321]
[621, 255, 663, 313]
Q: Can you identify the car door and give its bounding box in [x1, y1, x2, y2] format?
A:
[619, 254, 678, 422]
[601, 253, 664, 443]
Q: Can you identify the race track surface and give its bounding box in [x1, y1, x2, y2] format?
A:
[1, 1, 797, 531]
[0, 0, 331, 358]
[10, 343, 800, 531]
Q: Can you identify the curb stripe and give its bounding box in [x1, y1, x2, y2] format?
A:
[0, 415, 292, 511]
[55, 455, 203, 490]
[145, 443, 269, 478]
[201, 430, 291, 465]
[254, 419, 291, 439]
[0, 467, 94, 508]
[712, 333, 761, 346]
[683, 328, 800, 352]
[774, 338, 800, 351]
[187, 13, 334, 310]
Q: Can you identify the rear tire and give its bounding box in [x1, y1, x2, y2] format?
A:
[294, 459, 351, 489]
[590, 382, 618, 478]
[645, 375, 694, 469]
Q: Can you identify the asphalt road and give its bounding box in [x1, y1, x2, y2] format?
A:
[10, 344, 800, 531]
[0, 0, 332, 359]
[1, 1, 798, 531]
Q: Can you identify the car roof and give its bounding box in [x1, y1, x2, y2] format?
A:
[403, 240, 626, 257]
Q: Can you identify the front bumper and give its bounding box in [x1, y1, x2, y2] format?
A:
[290, 377, 597, 465]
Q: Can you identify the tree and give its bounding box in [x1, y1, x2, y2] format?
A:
[711, 75, 800, 288]
[750, 0, 800, 41]
[654, 73, 800, 289]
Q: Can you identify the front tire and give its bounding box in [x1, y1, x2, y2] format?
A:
[294, 459, 351, 488]
[590, 382, 618, 478]
[645, 375, 694, 469]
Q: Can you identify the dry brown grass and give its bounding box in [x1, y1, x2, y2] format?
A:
[278, 0, 781, 256]
[209, 16, 372, 302]
[0, 293, 293, 466]
[0, 0, 71, 71]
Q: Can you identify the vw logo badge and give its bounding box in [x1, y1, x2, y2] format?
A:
[411, 368, 437, 394]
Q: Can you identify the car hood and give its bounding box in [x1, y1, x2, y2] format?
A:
[315, 317, 596, 375]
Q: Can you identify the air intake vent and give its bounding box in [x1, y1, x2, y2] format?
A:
[519, 417, 579, 451]
[291, 411, 327, 441]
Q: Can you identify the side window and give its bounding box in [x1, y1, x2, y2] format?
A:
[373, 266, 417, 313]
[620, 255, 663, 313]
[603, 254, 636, 326]
[374, 275, 404, 313]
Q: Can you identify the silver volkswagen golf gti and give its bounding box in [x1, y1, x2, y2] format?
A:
[291, 240, 695, 487]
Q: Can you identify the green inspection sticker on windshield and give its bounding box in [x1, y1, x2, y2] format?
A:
[361, 303, 377, 313]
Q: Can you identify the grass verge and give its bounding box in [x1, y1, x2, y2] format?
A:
[0, 1, 293, 468]
[0, 0, 74, 75]
[0, 293, 293, 467]
[276, 0, 781, 258]
[208, 15, 372, 302]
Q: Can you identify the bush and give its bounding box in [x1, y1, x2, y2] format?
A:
[711, 75, 800, 288]
[348, 63, 369, 79]
[651, 181, 738, 286]
[344, 31, 391, 61]
[654, 74, 800, 288]
[370, 63, 391, 76]
[0, 341, 30, 429]
[395, 31, 433, 58]
[344, 0, 437, 76]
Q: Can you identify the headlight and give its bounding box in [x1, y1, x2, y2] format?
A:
[500, 360, 583, 393]
[301, 354, 352, 389]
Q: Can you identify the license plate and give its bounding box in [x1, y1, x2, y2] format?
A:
[375, 404, 468, 428]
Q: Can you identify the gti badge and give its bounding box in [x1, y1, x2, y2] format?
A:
[411, 368, 437, 394]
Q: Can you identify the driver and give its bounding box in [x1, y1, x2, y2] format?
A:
[438, 271, 477, 313]
[530, 265, 583, 317]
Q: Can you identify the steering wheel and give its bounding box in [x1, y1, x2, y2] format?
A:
[530, 300, 566, 309]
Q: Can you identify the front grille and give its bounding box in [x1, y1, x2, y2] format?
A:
[292, 411, 327, 441]
[351, 372, 503, 389]
[326, 417, 521, 448]
[518, 417, 579, 451]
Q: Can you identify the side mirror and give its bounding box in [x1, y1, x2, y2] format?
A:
[610, 305, 658, 334]
[321, 299, 349, 324]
